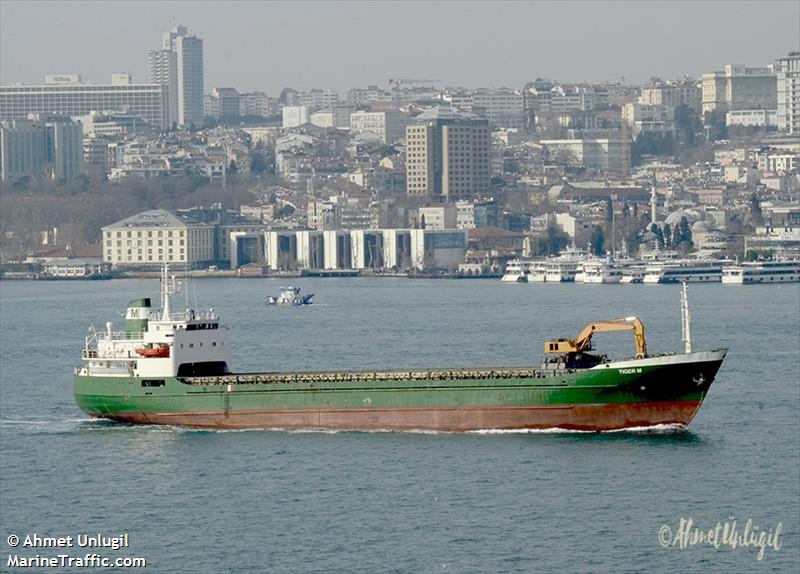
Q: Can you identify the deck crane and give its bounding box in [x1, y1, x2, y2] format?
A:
[544, 316, 647, 359]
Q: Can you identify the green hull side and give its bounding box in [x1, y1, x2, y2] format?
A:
[74, 356, 722, 419]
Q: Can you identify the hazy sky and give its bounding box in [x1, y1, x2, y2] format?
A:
[1, 1, 798, 93]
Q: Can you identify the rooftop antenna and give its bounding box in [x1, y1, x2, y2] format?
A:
[681, 282, 692, 353]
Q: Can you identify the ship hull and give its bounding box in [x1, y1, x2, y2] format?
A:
[74, 350, 725, 432]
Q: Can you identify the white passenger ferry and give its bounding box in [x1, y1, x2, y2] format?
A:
[580, 258, 625, 284]
[527, 261, 548, 283]
[642, 260, 728, 284]
[620, 266, 645, 284]
[721, 261, 800, 284]
[501, 259, 533, 283]
[545, 260, 581, 282]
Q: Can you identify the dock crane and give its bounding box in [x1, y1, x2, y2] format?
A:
[544, 316, 647, 359]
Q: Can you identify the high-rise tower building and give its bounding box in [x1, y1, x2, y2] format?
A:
[405, 104, 491, 200]
[1, 115, 83, 182]
[150, 25, 204, 127]
[776, 51, 800, 135]
[148, 49, 178, 126]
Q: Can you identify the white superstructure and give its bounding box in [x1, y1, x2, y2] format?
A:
[721, 261, 800, 284]
[527, 261, 548, 283]
[77, 266, 230, 379]
[544, 260, 580, 282]
[580, 259, 625, 284]
[642, 260, 728, 283]
[501, 259, 533, 283]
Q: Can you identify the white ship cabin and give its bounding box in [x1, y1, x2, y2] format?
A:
[721, 260, 800, 284]
[78, 269, 231, 379]
[501, 259, 533, 282]
[642, 259, 728, 284]
[581, 260, 624, 284]
[544, 260, 580, 282]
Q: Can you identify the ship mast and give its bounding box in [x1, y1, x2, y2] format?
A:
[681, 282, 692, 353]
[161, 264, 179, 321]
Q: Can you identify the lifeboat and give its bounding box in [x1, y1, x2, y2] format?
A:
[135, 345, 170, 358]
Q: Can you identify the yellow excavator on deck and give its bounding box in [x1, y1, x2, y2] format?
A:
[544, 316, 647, 359]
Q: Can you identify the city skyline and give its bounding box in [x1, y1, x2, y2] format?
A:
[1, 1, 798, 94]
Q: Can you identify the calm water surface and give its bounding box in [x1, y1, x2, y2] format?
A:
[1, 278, 798, 573]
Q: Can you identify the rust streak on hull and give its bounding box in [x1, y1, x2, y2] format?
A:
[101, 400, 703, 432]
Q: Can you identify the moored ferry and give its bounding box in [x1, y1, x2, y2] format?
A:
[501, 259, 533, 283]
[721, 260, 800, 284]
[544, 260, 581, 282]
[73, 267, 727, 432]
[642, 260, 729, 284]
[527, 261, 548, 283]
[580, 258, 625, 284]
[620, 266, 645, 284]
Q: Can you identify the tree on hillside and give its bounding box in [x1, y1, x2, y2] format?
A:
[673, 216, 694, 255]
[749, 193, 764, 226]
[650, 223, 664, 250]
[663, 222, 672, 248]
[589, 225, 605, 256]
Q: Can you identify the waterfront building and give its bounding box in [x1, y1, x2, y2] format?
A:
[776, 51, 800, 134]
[701, 64, 777, 115]
[102, 209, 214, 269]
[261, 227, 466, 271]
[406, 104, 491, 200]
[0, 76, 169, 128]
[745, 226, 800, 258]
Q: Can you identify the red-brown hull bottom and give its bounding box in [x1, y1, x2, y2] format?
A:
[102, 400, 703, 432]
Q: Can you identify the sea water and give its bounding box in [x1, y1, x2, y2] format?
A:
[1, 278, 798, 573]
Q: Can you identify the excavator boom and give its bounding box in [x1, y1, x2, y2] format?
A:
[544, 316, 647, 358]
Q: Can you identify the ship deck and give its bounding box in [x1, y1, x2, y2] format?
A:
[179, 366, 572, 386]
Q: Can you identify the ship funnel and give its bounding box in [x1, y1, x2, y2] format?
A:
[124, 298, 151, 336]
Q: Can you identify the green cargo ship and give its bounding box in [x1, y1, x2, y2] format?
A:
[74, 269, 726, 431]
